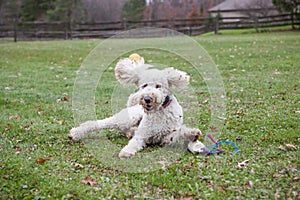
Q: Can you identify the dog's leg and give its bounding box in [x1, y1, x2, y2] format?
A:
[163, 125, 206, 154]
[118, 136, 146, 159]
[69, 105, 143, 141]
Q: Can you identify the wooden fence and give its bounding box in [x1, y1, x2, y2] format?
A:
[0, 13, 298, 41]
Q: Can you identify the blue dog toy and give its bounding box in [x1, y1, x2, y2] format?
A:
[201, 133, 240, 155]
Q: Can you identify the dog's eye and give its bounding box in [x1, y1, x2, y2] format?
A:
[141, 84, 148, 89]
[156, 84, 162, 89]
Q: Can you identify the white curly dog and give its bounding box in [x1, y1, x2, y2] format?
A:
[69, 54, 205, 159]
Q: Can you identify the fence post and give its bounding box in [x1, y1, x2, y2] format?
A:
[291, 11, 295, 30]
[254, 16, 259, 33]
[214, 15, 219, 34]
[169, 17, 174, 29]
[69, 21, 73, 40]
[64, 21, 68, 40]
[13, 18, 18, 42]
[122, 18, 127, 31]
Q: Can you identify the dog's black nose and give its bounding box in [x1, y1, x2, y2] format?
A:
[144, 96, 152, 104]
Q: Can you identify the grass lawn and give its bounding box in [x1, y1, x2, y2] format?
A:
[0, 31, 299, 199]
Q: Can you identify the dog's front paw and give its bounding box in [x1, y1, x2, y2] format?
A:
[189, 128, 202, 142]
[118, 149, 135, 159]
[188, 140, 206, 154]
[68, 128, 81, 142]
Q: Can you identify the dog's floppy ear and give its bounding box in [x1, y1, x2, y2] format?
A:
[115, 58, 140, 86]
[163, 67, 190, 89]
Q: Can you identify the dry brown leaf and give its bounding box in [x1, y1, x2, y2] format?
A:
[5, 123, 14, 131]
[81, 177, 98, 186]
[183, 194, 196, 200]
[63, 96, 69, 101]
[36, 157, 50, 164]
[246, 181, 253, 188]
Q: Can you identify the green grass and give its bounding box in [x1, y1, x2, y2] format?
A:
[1, 31, 299, 199]
[202, 25, 298, 36]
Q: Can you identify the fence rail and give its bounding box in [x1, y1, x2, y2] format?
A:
[0, 13, 298, 41]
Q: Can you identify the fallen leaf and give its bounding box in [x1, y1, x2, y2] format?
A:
[81, 177, 98, 186]
[273, 172, 282, 178]
[289, 166, 297, 172]
[202, 99, 209, 104]
[36, 157, 50, 164]
[9, 113, 20, 120]
[274, 191, 280, 199]
[217, 186, 226, 191]
[21, 185, 28, 189]
[245, 181, 253, 188]
[4, 123, 13, 131]
[278, 145, 286, 151]
[74, 163, 84, 169]
[285, 144, 298, 149]
[183, 194, 196, 200]
[63, 96, 69, 101]
[292, 191, 298, 197]
[236, 159, 250, 169]
[14, 146, 22, 155]
[157, 160, 167, 171]
[210, 126, 217, 132]
[273, 70, 280, 75]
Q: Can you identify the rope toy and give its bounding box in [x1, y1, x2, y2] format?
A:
[201, 133, 240, 155]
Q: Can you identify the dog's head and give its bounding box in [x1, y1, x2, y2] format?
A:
[115, 54, 190, 113]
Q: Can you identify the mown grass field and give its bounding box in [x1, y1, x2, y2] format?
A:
[0, 31, 299, 199]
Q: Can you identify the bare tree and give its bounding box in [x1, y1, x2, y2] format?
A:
[235, 0, 276, 18]
[234, 0, 278, 32]
[144, 0, 225, 20]
[0, 0, 21, 24]
[83, 0, 126, 22]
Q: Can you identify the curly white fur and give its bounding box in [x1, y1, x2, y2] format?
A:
[69, 56, 205, 158]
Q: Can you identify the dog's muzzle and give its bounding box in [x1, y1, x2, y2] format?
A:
[143, 96, 154, 112]
[142, 96, 154, 111]
[144, 96, 152, 104]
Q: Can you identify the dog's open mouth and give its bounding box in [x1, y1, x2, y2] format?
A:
[144, 104, 154, 111]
